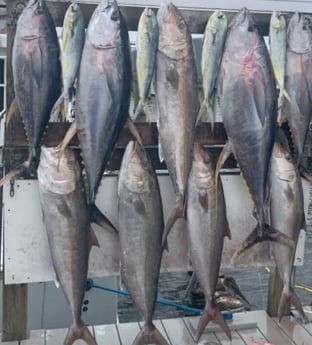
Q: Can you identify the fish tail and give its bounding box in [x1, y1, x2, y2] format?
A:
[278, 288, 307, 323]
[50, 91, 65, 122]
[231, 223, 295, 263]
[195, 303, 232, 341]
[133, 99, 145, 121]
[0, 160, 29, 187]
[63, 321, 98, 345]
[132, 323, 170, 345]
[195, 100, 208, 126]
[162, 196, 185, 249]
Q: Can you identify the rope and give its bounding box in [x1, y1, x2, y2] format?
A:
[86, 279, 204, 315]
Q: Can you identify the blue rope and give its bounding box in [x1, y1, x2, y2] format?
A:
[86, 280, 203, 315]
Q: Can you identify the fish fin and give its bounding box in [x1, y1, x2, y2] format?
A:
[31, 44, 43, 88]
[125, 117, 143, 145]
[198, 189, 208, 212]
[133, 323, 170, 345]
[50, 91, 65, 122]
[195, 303, 232, 341]
[231, 224, 295, 263]
[0, 161, 29, 187]
[215, 141, 233, 193]
[58, 121, 77, 169]
[6, 99, 18, 126]
[282, 88, 292, 104]
[89, 226, 100, 249]
[216, 140, 233, 178]
[224, 224, 231, 239]
[91, 204, 118, 235]
[162, 197, 185, 248]
[278, 288, 307, 323]
[63, 321, 97, 345]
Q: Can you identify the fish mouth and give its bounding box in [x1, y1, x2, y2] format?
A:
[158, 1, 179, 23]
[230, 7, 248, 28]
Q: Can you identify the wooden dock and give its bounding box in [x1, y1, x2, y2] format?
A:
[1, 310, 312, 344]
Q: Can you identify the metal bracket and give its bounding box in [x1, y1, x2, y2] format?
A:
[7, 1, 26, 30]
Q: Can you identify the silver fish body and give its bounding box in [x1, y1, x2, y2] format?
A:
[118, 141, 169, 345]
[134, 7, 158, 120]
[75, 0, 132, 203]
[197, 10, 228, 126]
[187, 143, 231, 341]
[61, 2, 85, 120]
[156, 1, 199, 244]
[38, 146, 98, 345]
[283, 13, 312, 166]
[269, 141, 306, 321]
[218, 8, 277, 244]
[12, 0, 61, 168]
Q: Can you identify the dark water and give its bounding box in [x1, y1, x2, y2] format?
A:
[118, 187, 312, 323]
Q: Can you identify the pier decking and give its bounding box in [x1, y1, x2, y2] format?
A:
[2, 310, 312, 344]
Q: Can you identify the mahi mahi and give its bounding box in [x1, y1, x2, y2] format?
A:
[10, 0, 61, 175]
[156, 1, 199, 245]
[196, 10, 228, 127]
[133, 7, 158, 121]
[52, 2, 85, 121]
[187, 142, 231, 341]
[118, 141, 169, 345]
[217, 8, 290, 257]
[268, 140, 307, 322]
[282, 12, 312, 167]
[269, 11, 289, 125]
[38, 146, 98, 345]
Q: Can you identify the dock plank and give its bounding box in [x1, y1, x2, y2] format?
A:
[237, 327, 268, 344]
[162, 318, 196, 345]
[183, 317, 221, 344]
[116, 322, 140, 345]
[214, 330, 246, 345]
[138, 320, 172, 344]
[45, 328, 67, 345]
[272, 316, 312, 345]
[94, 324, 121, 345]
[20, 330, 44, 345]
[246, 310, 295, 345]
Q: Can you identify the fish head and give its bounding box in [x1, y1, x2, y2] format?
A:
[207, 10, 228, 33]
[270, 11, 286, 31]
[38, 146, 81, 195]
[16, 0, 48, 38]
[157, 1, 189, 59]
[87, 0, 122, 49]
[119, 141, 155, 194]
[192, 142, 214, 186]
[287, 13, 312, 53]
[227, 8, 260, 62]
[271, 142, 297, 182]
[64, 2, 83, 29]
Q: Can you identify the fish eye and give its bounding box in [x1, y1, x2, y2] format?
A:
[248, 23, 256, 32]
[285, 155, 292, 161]
[111, 9, 119, 21]
[178, 20, 185, 30]
[218, 14, 224, 19]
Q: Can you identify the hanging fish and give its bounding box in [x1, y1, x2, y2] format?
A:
[133, 7, 158, 121]
[118, 141, 169, 345]
[156, 1, 199, 246]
